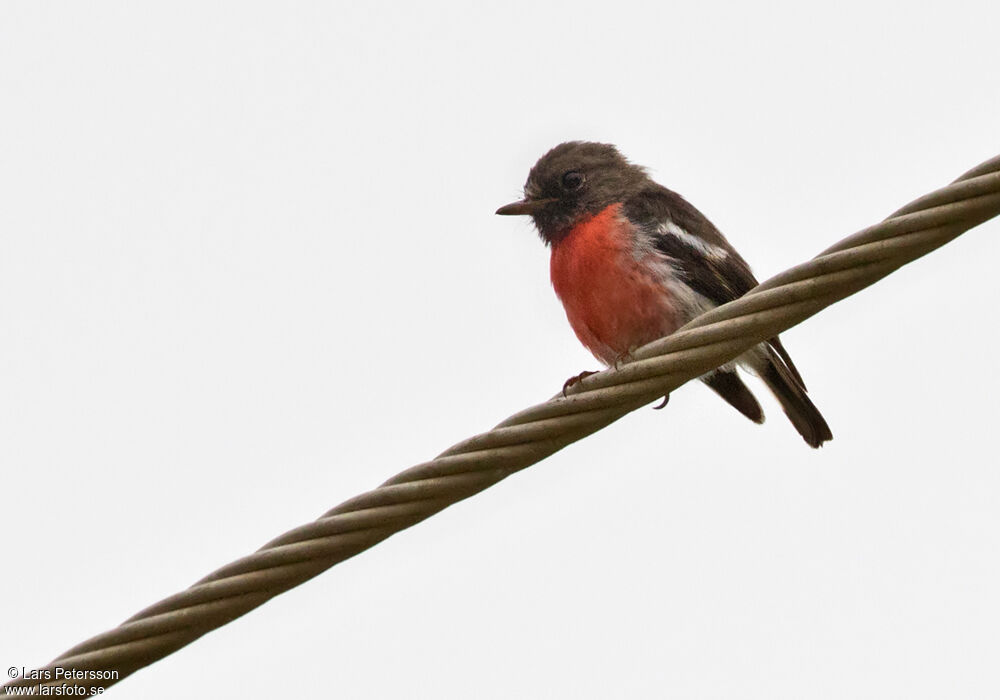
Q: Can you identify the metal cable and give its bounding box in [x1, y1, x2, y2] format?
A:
[6, 154, 1000, 694]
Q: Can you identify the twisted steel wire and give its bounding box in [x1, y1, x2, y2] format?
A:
[6, 154, 1000, 694]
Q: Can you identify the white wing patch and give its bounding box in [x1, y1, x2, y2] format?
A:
[661, 221, 730, 262]
[633, 224, 718, 320]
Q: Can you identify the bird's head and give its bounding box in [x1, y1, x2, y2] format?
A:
[496, 141, 649, 244]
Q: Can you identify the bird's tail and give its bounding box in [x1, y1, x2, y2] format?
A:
[758, 342, 832, 448]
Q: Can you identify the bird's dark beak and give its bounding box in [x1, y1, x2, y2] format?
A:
[495, 198, 557, 216]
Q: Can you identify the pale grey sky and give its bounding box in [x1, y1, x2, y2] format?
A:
[2, 2, 998, 698]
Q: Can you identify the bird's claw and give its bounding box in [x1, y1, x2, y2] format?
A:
[612, 351, 634, 370]
[562, 370, 598, 397]
[652, 394, 671, 410]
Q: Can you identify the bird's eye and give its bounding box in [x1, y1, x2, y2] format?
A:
[561, 171, 584, 191]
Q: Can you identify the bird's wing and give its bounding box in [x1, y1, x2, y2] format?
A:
[625, 184, 808, 388]
[625, 183, 758, 304]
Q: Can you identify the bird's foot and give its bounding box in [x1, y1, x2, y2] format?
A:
[612, 351, 634, 370]
[562, 370, 599, 397]
[652, 393, 671, 410]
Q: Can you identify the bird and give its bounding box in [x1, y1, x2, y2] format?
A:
[496, 141, 832, 448]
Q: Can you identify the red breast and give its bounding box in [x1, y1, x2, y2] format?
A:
[550, 204, 684, 365]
